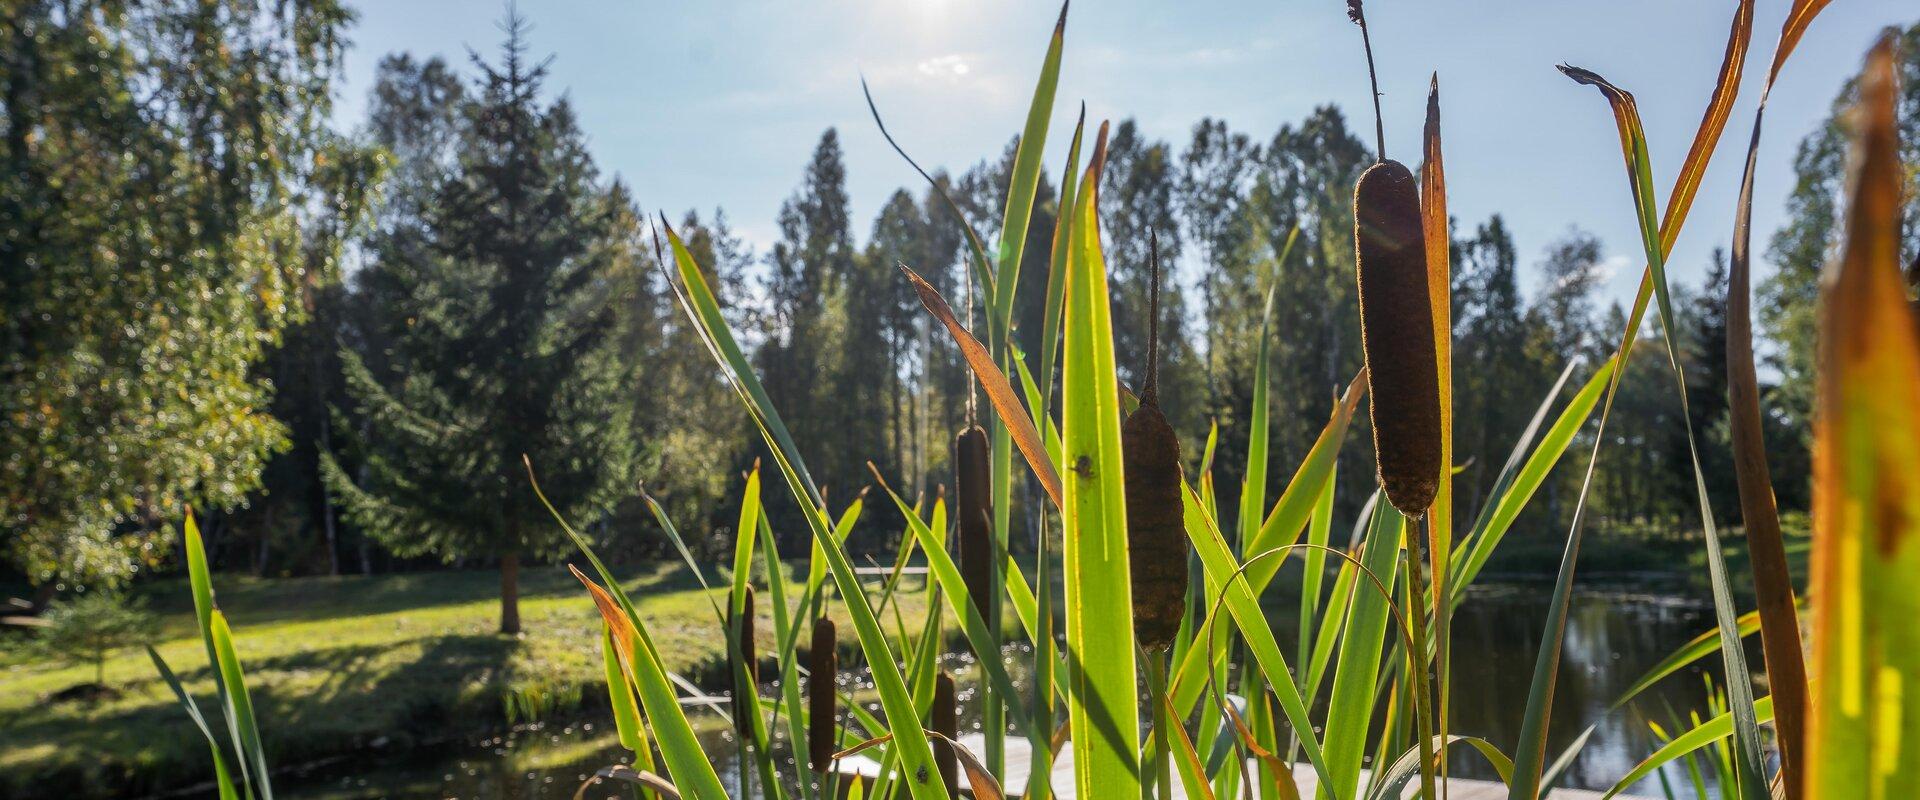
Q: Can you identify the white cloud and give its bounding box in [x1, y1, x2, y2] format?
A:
[916, 54, 973, 81]
[1594, 255, 1629, 284]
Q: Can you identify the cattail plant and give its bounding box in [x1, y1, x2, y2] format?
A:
[933, 670, 959, 795]
[954, 424, 994, 628]
[1348, 0, 1440, 519]
[1122, 234, 1186, 653]
[808, 617, 838, 773]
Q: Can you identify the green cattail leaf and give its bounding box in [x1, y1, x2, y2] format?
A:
[1058, 120, 1142, 797]
[603, 623, 647, 754]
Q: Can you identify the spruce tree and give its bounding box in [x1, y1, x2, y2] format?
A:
[758, 130, 857, 540]
[324, 14, 637, 633]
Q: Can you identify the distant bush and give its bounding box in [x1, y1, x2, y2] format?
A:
[38, 591, 154, 698]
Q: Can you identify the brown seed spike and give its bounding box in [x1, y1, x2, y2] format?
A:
[932, 671, 959, 794]
[807, 618, 838, 773]
[1355, 159, 1442, 516]
[1123, 235, 1187, 652]
[730, 585, 758, 737]
[954, 424, 994, 636]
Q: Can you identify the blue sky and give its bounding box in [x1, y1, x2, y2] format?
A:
[335, 0, 1911, 310]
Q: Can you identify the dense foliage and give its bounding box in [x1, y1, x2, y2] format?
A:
[8, 3, 1915, 615]
[0, 0, 376, 591]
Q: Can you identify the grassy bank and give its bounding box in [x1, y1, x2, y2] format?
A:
[0, 561, 922, 799]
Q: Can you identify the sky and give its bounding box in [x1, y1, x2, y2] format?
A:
[333, 0, 1912, 312]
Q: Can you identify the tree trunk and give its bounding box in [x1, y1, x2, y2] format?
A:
[499, 552, 522, 634]
[31, 580, 57, 613]
[320, 416, 341, 577]
[255, 507, 273, 577]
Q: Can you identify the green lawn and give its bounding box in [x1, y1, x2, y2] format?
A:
[0, 561, 917, 799]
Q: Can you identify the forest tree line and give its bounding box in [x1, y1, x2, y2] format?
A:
[5, 4, 1916, 629]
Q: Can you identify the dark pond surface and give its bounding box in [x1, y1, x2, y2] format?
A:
[281, 583, 1746, 799]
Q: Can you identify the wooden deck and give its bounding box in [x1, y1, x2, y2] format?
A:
[836, 734, 1649, 799]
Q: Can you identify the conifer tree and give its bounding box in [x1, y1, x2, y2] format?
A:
[324, 13, 638, 633]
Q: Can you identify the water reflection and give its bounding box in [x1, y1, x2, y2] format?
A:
[283, 584, 1741, 799]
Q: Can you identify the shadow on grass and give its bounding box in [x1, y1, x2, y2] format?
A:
[3, 634, 518, 800]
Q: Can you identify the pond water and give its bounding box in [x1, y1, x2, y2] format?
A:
[278, 583, 1745, 799]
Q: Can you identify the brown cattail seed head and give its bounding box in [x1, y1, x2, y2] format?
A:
[1124, 235, 1188, 653]
[1123, 401, 1186, 652]
[807, 617, 838, 772]
[932, 670, 959, 794]
[731, 585, 757, 736]
[1354, 159, 1442, 516]
[954, 425, 994, 631]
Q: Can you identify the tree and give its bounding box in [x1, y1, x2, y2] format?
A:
[1257, 105, 1373, 516]
[1179, 117, 1260, 399]
[1530, 228, 1607, 360]
[629, 209, 753, 553]
[1103, 120, 1204, 437]
[1684, 251, 1738, 521]
[36, 590, 154, 692]
[1454, 216, 1547, 523]
[1762, 21, 1920, 445]
[1, 0, 368, 596]
[758, 130, 862, 540]
[324, 14, 640, 633]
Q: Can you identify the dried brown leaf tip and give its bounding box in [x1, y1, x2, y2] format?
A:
[1124, 233, 1187, 652]
[1355, 159, 1442, 516]
[954, 424, 994, 638]
[807, 617, 838, 773]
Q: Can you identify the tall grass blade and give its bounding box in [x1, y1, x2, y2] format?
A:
[1181, 485, 1334, 790]
[989, 0, 1068, 345]
[148, 646, 241, 800]
[572, 567, 732, 799]
[1600, 696, 1775, 800]
[1508, 7, 1761, 787]
[1724, 5, 1832, 795]
[660, 224, 952, 799]
[1320, 503, 1403, 800]
[1039, 107, 1088, 413]
[182, 512, 256, 798]
[208, 612, 270, 800]
[1059, 120, 1142, 797]
[868, 469, 1045, 737]
[1417, 75, 1452, 800]
[1449, 358, 1611, 594]
[904, 266, 1063, 508]
[527, 459, 730, 799]
[1172, 376, 1364, 723]
[602, 624, 648, 755]
[1806, 34, 1920, 799]
[1558, 62, 1764, 800]
[1368, 735, 1512, 800]
[759, 507, 821, 800]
